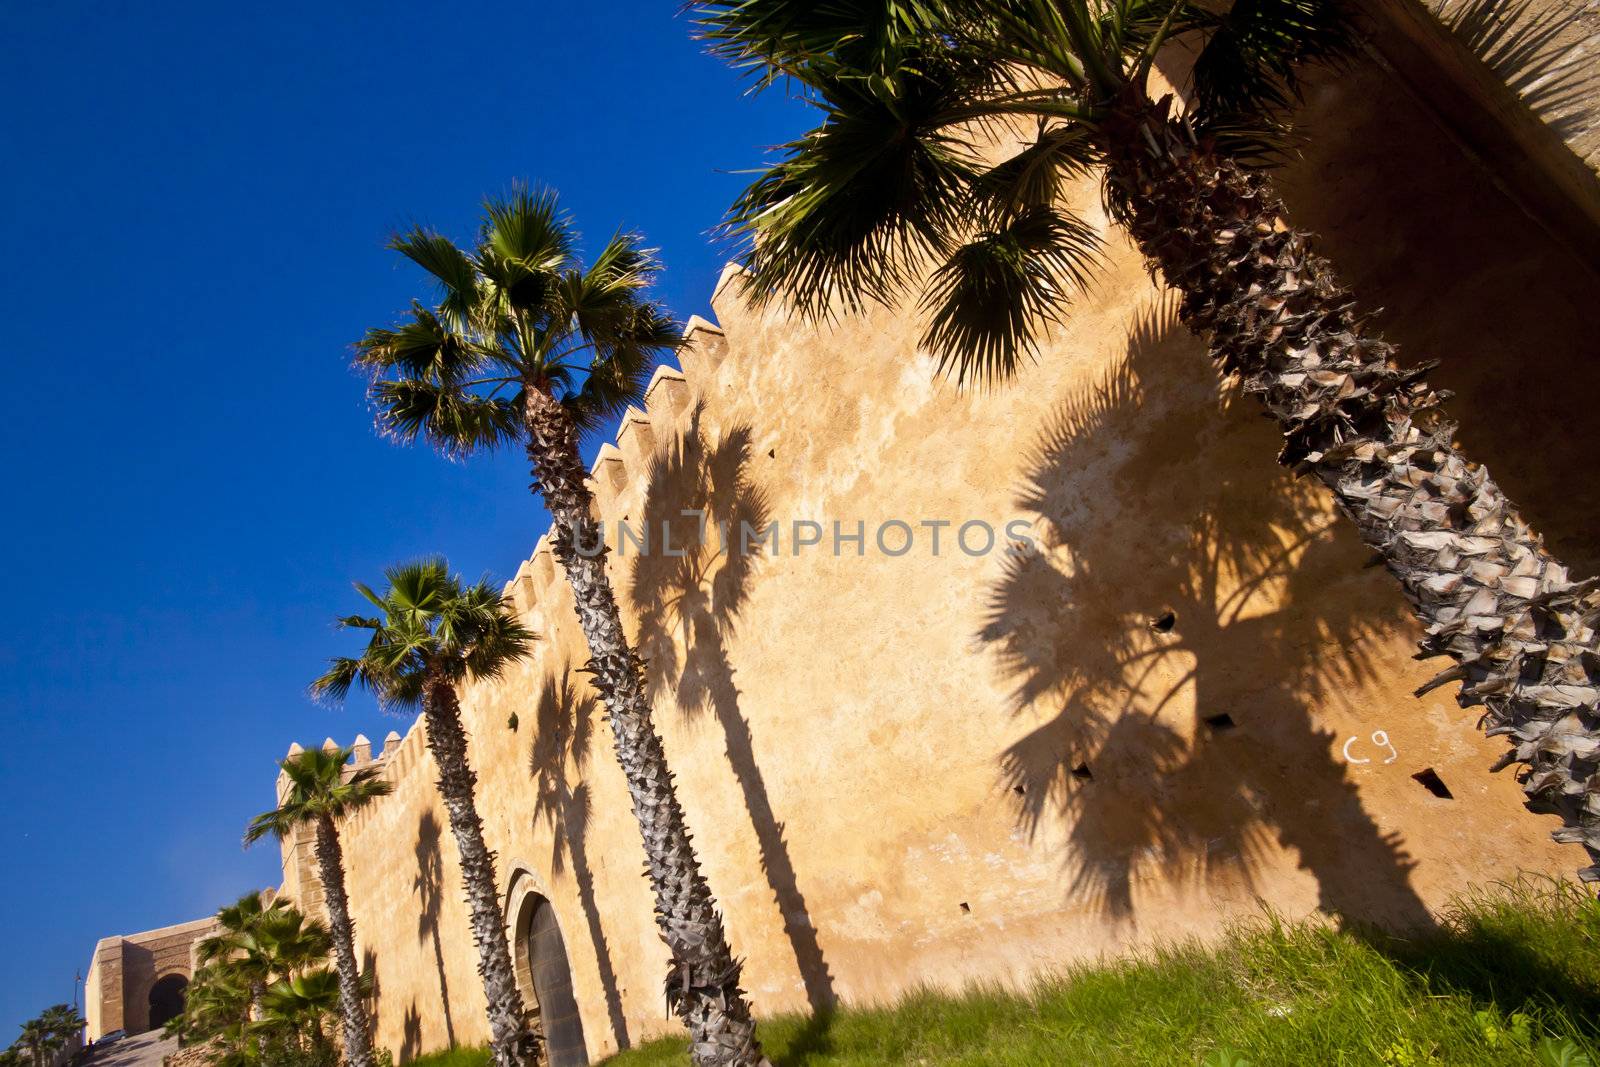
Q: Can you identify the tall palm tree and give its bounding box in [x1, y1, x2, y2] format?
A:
[245, 746, 393, 1067]
[697, 0, 1600, 880]
[354, 192, 769, 1066]
[311, 560, 538, 1067]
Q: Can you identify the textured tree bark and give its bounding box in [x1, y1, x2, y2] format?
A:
[421, 672, 535, 1067]
[312, 816, 377, 1067]
[523, 384, 769, 1067]
[1101, 103, 1600, 880]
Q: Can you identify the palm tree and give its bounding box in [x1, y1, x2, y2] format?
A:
[697, 0, 1600, 880]
[36, 1007, 80, 1058]
[311, 560, 538, 1067]
[245, 746, 393, 1067]
[354, 192, 769, 1066]
[169, 963, 253, 1051]
[13, 1020, 55, 1067]
[198, 894, 330, 1032]
[259, 968, 343, 1053]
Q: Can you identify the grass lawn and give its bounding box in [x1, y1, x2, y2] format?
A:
[397, 1049, 497, 1067]
[597, 876, 1600, 1066]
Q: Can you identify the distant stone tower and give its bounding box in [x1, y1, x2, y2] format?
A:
[275, 733, 401, 924]
[84, 914, 224, 1039]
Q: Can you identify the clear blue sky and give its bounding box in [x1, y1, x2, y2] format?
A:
[0, 1, 809, 1034]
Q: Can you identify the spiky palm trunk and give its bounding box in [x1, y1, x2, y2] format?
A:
[524, 385, 768, 1067]
[311, 816, 377, 1067]
[1101, 103, 1600, 879]
[421, 672, 535, 1067]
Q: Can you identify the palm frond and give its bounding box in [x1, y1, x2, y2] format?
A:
[919, 204, 1102, 386]
[1188, 0, 1357, 129]
[478, 185, 575, 318]
[309, 657, 362, 705]
[354, 305, 494, 385]
[389, 228, 480, 332]
[370, 378, 519, 456]
[975, 121, 1101, 214]
[694, 0, 950, 84]
[568, 304, 679, 436]
[559, 231, 660, 343]
[724, 54, 987, 318]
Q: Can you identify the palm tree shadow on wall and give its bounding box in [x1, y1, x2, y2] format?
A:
[529, 665, 631, 1050]
[361, 948, 380, 1048]
[630, 403, 838, 1014]
[980, 300, 1436, 930]
[414, 811, 457, 1048]
[400, 1000, 423, 1065]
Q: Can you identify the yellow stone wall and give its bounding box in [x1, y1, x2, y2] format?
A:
[287, 50, 1600, 1065]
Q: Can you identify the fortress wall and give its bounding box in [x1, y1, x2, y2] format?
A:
[307, 49, 1600, 1064]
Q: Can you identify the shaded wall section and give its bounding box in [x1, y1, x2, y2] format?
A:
[287, 45, 1599, 1063]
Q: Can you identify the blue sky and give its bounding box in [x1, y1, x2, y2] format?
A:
[0, 1, 810, 1034]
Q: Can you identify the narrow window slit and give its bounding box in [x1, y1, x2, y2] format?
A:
[1071, 762, 1093, 782]
[1412, 768, 1453, 799]
[1150, 611, 1176, 633]
[1204, 713, 1236, 731]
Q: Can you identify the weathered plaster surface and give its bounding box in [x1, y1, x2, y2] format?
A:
[285, 51, 1600, 1065]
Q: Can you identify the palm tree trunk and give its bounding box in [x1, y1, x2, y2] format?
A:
[312, 816, 378, 1067]
[1101, 102, 1600, 880]
[421, 673, 534, 1067]
[523, 385, 769, 1067]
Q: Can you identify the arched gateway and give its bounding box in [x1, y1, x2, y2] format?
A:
[148, 974, 188, 1031]
[509, 872, 588, 1066]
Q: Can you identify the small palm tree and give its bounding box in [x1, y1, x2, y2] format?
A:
[354, 192, 769, 1065]
[169, 963, 253, 1051]
[13, 1020, 56, 1067]
[259, 968, 343, 1052]
[36, 1007, 80, 1058]
[198, 894, 330, 1031]
[698, 0, 1600, 878]
[312, 560, 537, 1067]
[246, 746, 393, 1067]
[11, 1004, 81, 1067]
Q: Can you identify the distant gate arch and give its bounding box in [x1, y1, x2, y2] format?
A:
[148, 973, 188, 1031]
[506, 869, 588, 1066]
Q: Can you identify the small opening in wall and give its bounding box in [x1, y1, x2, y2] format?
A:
[1203, 713, 1236, 731]
[1150, 611, 1177, 633]
[1013, 785, 1026, 796]
[1412, 768, 1454, 799]
[768, 449, 776, 459]
[1072, 762, 1093, 781]
[959, 901, 971, 914]
[507, 712, 520, 733]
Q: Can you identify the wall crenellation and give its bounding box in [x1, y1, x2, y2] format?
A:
[490, 313, 729, 629]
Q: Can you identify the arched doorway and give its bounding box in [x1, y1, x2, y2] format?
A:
[148, 973, 188, 1031]
[513, 890, 588, 1067]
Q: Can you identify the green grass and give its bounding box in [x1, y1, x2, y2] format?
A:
[396, 1048, 491, 1067]
[602, 876, 1600, 1066]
